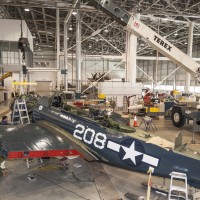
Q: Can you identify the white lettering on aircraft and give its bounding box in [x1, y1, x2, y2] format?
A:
[73, 124, 159, 167]
[73, 124, 107, 149]
[50, 110, 76, 123]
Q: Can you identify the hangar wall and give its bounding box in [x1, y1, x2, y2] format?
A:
[32, 44, 200, 94]
[0, 19, 33, 51]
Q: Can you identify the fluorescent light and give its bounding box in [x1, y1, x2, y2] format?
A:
[24, 8, 30, 12]
[69, 26, 73, 31]
[174, 33, 178, 36]
[104, 29, 109, 33]
[72, 11, 77, 15]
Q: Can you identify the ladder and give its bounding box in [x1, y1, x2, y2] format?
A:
[168, 171, 188, 200]
[123, 96, 128, 110]
[11, 98, 30, 125]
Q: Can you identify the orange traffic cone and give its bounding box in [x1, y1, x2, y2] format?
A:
[133, 113, 138, 127]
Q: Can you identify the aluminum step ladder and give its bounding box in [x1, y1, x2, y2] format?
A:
[123, 96, 128, 110]
[168, 171, 188, 200]
[11, 98, 30, 125]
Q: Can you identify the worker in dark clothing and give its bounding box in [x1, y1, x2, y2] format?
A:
[0, 116, 9, 125]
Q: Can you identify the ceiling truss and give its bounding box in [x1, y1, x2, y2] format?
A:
[0, 0, 200, 56]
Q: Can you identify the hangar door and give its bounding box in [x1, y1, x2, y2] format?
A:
[35, 81, 53, 96]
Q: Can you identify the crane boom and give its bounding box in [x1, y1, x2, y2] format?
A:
[0, 72, 12, 81]
[90, 0, 200, 82]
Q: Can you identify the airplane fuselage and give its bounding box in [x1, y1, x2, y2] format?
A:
[33, 99, 200, 188]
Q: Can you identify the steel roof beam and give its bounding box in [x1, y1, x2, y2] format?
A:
[42, 7, 49, 43]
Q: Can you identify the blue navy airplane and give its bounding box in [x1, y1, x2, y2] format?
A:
[1, 0, 200, 190]
[1, 96, 200, 189]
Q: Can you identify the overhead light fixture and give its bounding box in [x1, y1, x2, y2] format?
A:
[162, 17, 169, 21]
[69, 25, 73, 31]
[67, 37, 69, 40]
[184, 42, 188, 44]
[104, 29, 109, 33]
[174, 32, 178, 36]
[24, 8, 30, 12]
[72, 11, 77, 15]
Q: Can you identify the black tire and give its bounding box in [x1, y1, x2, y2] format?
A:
[172, 107, 186, 127]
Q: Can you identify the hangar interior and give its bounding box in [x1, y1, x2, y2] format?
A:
[0, 0, 200, 200]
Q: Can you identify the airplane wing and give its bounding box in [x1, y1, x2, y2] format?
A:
[0, 121, 98, 161]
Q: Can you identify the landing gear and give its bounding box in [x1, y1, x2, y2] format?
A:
[172, 107, 186, 127]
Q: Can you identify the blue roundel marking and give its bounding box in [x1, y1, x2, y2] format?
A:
[118, 138, 145, 167]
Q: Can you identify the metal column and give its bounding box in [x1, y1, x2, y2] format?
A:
[64, 22, 68, 92]
[128, 33, 137, 83]
[19, 50, 24, 94]
[126, 14, 140, 83]
[56, 7, 60, 90]
[63, 0, 78, 92]
[75, 0, 81, 98]
[185, 22, 194, 92]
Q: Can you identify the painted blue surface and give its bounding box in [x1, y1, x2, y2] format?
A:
[31, 97, 200, 188]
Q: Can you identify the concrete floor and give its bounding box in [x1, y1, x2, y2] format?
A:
[0, 101, 200, 200]
[1, 157, 169, 200]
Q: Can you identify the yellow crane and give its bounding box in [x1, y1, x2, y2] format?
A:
[0, 72, 12, 81]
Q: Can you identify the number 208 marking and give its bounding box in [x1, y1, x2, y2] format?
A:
[73, 124, 107, 149]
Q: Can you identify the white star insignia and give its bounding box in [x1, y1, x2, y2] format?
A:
[122, 141, 143, 164]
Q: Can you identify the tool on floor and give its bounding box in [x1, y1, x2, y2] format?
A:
[168, 171, 188, 200]
[11, 98, 30, 125]
[124, 192, 144, 200]
[139, 116, 157, 132]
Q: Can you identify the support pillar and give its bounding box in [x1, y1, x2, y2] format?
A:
[27, 71, 31, 94]
[64, 21, 68, 92]
[56, 7, 60, 90]
[126, 14, 140, 83]
[75, 0, 81, 98]
[63, 0, 78, 92]
[185, 22, 194, 92]
[19, 50, 24, 94]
